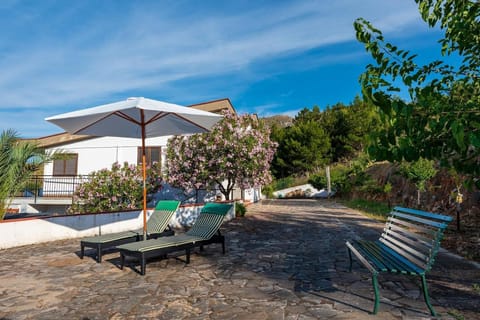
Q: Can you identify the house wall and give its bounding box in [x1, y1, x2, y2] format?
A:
[0, 203, 235, 249]
[44, 135, 170, 175]
[43, 135, 261, 203]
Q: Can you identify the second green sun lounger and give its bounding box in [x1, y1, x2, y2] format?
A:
[117, 202, 233, 275]
[80, 200, 180, 262]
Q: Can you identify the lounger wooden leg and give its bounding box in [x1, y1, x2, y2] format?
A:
[80, 243, 84, 259]
[421, 275, 436, 316]
[96, 244, 102, 263]
[186, 248, 190, 264]
[141, 253, 146, 276]
[120, 253, 125, 270]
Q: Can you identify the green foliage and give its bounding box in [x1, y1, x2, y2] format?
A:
[272, 115, 330, 177]
[68, 162, 162, 214]
[261, 184, 274, 199]
[343, 198, 390, 221]
[447, 309, 465, 320]
[355, 0, 480, 176]
[308, 164, 353, 195]
[0, 129, 50, 220]
[263, 176, 310, 198]
[271, 98, 382, 179]
[473, 283, 480, 295]
[235, 202, 247, 217]
[274, 177, 294, 190]
[400, 158, 438, 192]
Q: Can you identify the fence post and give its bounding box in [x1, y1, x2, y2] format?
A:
[34, 175, 38, 204]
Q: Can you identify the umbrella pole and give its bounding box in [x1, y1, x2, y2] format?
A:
[141, 111, 148, 241]
[142, 155, 147, 241]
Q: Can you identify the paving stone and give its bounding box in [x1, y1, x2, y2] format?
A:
[0, 199, 478, 319]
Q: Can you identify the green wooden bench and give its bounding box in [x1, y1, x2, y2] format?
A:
[346, 206, 453, 316]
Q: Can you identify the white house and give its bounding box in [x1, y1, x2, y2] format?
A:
[34, 98, 262, 205]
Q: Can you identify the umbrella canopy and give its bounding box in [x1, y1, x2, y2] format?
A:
[46, 97, 223, 239]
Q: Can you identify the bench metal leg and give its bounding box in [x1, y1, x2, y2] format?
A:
[347, 248, 353, 272]
[421, 275, 436, 316]
[372, 274, 380, 314]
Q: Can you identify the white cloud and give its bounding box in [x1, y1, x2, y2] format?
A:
[0, 0, 427, 136]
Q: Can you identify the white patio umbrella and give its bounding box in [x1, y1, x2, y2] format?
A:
[46, 97, 222, 240]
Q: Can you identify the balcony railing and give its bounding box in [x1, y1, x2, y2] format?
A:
[17, 175, 91, 202]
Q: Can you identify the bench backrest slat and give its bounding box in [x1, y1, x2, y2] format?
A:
[379, 237, 429, 269]
[388, 217, 437, 238]
[383, 229, 432, 258]
[385, 223, 433, 248]
[379, 206, 451, 272]
[391, 211, 449, 229]
[393, 206, 453, 222]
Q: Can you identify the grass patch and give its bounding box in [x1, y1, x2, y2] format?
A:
[343, 198, 391, 222]
[447, 309, 465, 320]
[473, 283, 480, 294]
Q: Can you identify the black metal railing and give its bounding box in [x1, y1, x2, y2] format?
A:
[17, 175, 91, 201]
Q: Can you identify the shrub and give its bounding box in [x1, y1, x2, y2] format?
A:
[309, 164, 353, 195]
[261, 184, 274, 199]
[235, 202, 247, 217]
[68, 162, 162, 214]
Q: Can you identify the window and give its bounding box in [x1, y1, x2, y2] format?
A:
[137, 147, 161, 168]
[53, 154, 78, 176]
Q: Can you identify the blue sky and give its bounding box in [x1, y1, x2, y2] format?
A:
[0, 0, 449, 138]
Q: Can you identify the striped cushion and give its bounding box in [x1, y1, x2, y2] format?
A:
[117, 202, 232, 253]
[82, 200, 179, 244]
[185, 213, 225, 239]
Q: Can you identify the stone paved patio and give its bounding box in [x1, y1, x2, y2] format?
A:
[0, 199, 479, 319]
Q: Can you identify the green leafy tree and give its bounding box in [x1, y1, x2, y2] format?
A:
[354, 0, 480, 177]
[272, 114, 331, 178]
[0, 129, 50, 220]
[166, 111, 277, 201]
[271, 98, 380, 178]
[320, 98, 381, 162]
[401, 158, 438, 205]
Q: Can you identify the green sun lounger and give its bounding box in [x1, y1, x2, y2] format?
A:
[80, 200, 180, 262]
[117, 202, 233, 275]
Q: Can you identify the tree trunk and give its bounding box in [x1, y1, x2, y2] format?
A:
[222, 190, 230, 201]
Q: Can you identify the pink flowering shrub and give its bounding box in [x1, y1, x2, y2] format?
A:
[166, 111, 277, 200]
[67, 162, 162, 214]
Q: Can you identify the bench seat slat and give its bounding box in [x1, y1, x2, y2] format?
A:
[378, 242, 425, 275]
[353, 240, 422, 275]
[362, 240, 418, 273]
[379, 237, 428, 270]
[356, 240, 392, 272]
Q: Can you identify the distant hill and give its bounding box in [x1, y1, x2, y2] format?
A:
[261, 115, 293, 128]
